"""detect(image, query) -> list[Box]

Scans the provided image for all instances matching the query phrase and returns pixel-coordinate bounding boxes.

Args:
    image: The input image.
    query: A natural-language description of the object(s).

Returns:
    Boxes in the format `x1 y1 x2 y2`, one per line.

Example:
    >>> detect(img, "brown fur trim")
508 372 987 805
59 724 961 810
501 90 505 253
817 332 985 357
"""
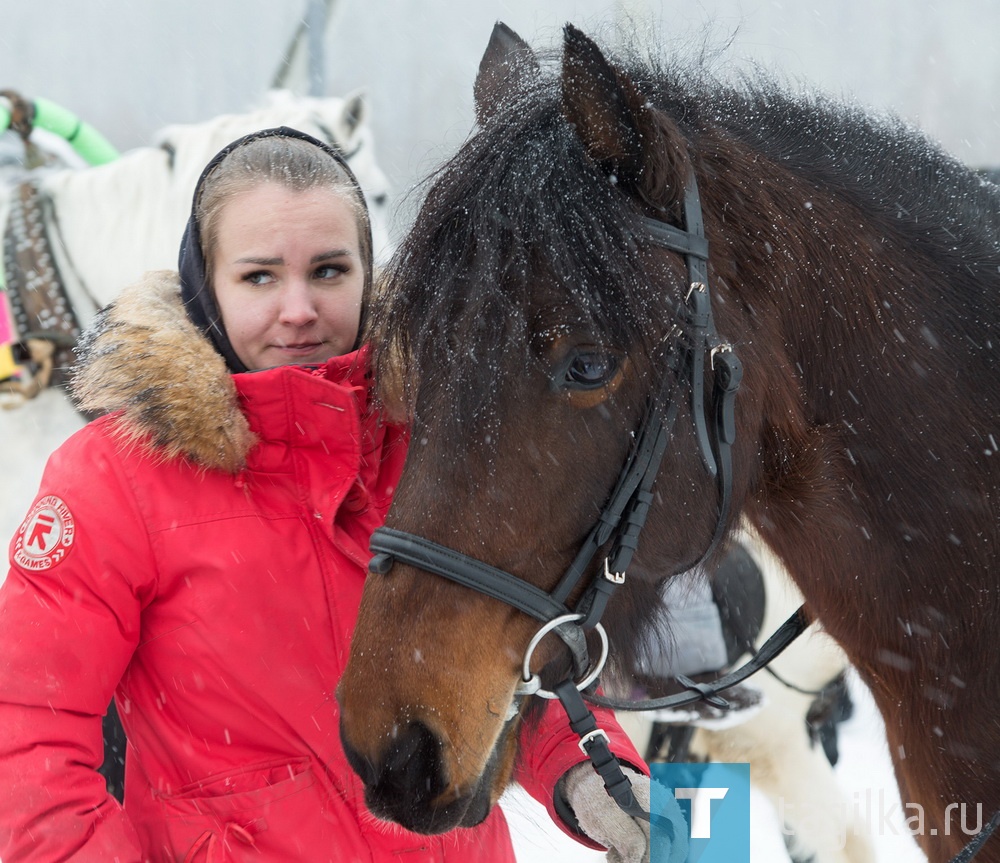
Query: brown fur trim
71 270 255 473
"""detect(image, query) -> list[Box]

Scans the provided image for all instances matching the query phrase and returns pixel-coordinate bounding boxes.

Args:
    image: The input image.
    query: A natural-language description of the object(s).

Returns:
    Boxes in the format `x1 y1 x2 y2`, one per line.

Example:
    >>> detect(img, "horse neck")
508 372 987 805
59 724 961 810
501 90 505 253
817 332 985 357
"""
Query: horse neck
40 146 184 320
710 150 1000 656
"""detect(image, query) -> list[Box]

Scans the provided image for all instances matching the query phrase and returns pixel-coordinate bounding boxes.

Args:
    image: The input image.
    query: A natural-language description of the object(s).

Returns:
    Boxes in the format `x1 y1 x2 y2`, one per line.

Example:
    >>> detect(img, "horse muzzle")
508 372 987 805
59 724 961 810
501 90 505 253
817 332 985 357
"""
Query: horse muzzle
338 714 504 833
337 557 534 833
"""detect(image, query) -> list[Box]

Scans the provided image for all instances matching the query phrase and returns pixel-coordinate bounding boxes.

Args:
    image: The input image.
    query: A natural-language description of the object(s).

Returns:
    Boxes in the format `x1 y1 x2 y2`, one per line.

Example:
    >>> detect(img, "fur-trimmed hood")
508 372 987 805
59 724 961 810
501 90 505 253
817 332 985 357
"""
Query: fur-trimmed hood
72 270 255 473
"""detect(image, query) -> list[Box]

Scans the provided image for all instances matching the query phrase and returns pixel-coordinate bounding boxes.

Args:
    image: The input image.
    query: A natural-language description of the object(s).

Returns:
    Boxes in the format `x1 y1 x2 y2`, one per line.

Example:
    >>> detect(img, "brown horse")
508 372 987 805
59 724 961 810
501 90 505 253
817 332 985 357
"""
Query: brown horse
339 23 1000 861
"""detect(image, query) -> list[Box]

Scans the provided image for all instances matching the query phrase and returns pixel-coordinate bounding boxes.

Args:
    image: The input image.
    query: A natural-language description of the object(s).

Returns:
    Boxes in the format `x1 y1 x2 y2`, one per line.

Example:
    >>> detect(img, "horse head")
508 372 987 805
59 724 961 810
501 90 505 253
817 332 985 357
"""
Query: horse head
338 23 760 833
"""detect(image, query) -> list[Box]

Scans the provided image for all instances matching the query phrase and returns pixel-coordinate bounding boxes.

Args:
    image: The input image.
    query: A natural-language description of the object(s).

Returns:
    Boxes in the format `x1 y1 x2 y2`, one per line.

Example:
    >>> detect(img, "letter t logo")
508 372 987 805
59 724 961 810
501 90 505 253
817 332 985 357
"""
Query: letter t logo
674 787 729 838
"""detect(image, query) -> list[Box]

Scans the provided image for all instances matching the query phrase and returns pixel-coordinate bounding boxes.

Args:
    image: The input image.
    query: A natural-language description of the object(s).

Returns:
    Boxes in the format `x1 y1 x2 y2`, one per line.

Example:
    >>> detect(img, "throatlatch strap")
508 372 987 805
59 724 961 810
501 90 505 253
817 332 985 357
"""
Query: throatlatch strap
700 345 742 562
683 287 717 478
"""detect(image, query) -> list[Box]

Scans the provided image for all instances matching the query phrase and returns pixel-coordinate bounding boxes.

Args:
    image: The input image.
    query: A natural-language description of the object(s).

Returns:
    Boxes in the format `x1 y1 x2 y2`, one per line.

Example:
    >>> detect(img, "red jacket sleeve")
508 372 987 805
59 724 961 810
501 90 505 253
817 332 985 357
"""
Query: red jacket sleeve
0 425 152 862
513 692 649 849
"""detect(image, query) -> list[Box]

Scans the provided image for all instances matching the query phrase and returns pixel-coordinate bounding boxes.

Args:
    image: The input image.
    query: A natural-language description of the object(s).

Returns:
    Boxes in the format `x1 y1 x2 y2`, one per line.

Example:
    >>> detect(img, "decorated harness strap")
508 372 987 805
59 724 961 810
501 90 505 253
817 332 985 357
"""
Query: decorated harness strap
2 180 80 396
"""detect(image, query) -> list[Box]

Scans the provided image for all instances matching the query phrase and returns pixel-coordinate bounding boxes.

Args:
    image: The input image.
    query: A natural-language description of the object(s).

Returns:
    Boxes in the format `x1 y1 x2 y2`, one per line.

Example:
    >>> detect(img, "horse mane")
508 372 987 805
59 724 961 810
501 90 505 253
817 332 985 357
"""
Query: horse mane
704 75 1000 261
371 72 671 450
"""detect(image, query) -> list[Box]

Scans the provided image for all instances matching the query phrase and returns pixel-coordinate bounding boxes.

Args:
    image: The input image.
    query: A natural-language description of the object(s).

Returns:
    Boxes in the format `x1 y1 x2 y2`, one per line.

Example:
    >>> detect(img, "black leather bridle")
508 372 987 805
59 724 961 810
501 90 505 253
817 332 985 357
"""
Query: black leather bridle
367 169 807 828
369 168 748 672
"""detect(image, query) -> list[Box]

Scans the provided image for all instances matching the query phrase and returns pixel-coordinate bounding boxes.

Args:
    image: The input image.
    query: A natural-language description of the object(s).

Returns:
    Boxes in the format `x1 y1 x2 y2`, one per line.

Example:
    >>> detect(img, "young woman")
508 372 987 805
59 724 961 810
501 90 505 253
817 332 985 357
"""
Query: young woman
0 128 660 862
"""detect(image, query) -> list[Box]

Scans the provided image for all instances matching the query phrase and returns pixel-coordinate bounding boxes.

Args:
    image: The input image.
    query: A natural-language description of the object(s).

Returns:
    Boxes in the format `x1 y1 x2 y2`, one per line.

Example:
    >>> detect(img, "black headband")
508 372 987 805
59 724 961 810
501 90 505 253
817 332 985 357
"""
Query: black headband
178 125 368 373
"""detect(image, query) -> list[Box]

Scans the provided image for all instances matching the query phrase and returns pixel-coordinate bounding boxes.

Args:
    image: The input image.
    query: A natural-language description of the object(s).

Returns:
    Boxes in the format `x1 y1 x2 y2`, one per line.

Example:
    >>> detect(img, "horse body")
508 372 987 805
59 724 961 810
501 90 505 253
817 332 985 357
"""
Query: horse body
715 102 1000 839
39 144 178 321
338 24 1000 861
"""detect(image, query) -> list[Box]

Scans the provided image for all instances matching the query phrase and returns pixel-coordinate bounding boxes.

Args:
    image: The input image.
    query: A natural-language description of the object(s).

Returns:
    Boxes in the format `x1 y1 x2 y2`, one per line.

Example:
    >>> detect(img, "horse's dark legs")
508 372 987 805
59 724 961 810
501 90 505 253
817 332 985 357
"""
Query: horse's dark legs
645 723 697 763
806 673 853 767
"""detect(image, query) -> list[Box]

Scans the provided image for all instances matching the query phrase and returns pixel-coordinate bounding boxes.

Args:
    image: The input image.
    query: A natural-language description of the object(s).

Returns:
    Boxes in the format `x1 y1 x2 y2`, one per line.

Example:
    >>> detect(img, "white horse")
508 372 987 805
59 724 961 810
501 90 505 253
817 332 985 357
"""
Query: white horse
616 528 874 863
3 88 392 331
0 89 393 546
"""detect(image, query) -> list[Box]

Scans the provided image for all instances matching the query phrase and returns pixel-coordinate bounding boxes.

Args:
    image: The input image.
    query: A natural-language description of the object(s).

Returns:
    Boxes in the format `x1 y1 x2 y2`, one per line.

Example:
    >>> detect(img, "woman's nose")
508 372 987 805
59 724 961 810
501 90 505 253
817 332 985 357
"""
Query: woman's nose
278 280 319 326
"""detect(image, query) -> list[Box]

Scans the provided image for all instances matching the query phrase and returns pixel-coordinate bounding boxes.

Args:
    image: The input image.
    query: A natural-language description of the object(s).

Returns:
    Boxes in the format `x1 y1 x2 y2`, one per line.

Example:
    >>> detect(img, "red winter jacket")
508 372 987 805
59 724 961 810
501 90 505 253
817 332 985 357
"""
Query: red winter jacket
0 273 644 862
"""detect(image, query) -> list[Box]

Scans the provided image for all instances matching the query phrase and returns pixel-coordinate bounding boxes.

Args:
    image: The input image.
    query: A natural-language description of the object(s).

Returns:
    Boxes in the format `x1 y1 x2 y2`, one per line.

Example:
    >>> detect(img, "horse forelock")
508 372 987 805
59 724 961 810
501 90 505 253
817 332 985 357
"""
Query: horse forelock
371 85 674 452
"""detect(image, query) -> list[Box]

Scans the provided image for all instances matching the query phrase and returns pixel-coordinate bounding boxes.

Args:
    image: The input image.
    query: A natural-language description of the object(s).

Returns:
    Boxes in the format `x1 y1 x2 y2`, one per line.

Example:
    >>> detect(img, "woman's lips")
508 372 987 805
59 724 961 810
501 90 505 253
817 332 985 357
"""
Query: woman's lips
279 342 323 351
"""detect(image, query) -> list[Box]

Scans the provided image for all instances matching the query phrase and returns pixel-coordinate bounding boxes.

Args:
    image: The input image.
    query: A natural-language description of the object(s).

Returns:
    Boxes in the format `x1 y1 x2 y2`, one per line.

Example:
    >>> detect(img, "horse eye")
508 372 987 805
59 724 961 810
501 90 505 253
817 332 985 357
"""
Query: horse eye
562 351 620 390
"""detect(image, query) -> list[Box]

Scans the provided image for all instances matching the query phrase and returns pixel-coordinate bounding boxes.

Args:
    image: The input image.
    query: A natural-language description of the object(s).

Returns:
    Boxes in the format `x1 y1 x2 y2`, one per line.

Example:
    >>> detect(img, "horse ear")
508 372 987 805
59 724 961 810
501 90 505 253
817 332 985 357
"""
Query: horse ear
474 22 540 126
339 90 368 139
561 24 686 206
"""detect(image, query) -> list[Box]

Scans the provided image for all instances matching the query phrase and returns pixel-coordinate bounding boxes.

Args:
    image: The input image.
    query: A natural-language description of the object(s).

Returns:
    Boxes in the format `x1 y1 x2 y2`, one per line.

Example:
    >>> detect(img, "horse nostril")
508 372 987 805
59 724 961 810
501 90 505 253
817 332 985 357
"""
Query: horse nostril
340 725 379 787
381 721 447 801
341 719 448 816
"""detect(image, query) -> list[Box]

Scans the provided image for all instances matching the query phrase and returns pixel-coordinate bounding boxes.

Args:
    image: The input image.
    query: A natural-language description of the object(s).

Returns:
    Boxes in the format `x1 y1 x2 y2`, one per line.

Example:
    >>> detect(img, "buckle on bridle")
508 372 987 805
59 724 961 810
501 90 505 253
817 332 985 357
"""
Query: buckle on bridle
710 342 733 369
685 280 707 301
577 727 611 755
603 559 626 585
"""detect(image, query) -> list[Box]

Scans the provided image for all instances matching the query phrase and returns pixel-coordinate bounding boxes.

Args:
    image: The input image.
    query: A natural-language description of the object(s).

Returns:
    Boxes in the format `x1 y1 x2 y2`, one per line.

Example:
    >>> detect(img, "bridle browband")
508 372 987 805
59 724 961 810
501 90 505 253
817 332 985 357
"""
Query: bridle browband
367 168 808 830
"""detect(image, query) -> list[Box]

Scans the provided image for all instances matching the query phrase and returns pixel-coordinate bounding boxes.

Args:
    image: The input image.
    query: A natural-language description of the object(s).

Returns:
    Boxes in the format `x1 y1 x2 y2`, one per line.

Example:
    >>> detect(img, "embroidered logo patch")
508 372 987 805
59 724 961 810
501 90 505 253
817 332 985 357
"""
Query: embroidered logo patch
14 495 76 571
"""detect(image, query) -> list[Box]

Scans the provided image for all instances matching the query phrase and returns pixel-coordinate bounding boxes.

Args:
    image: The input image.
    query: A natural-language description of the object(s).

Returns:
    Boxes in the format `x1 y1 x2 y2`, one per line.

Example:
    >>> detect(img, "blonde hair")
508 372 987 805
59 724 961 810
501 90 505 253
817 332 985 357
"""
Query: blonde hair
197 135 373 300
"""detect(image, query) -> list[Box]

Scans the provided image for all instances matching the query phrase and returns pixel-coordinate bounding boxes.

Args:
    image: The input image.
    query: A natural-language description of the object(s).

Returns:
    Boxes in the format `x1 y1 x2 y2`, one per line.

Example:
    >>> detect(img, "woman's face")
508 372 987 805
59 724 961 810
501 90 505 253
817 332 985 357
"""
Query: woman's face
211 182 365 371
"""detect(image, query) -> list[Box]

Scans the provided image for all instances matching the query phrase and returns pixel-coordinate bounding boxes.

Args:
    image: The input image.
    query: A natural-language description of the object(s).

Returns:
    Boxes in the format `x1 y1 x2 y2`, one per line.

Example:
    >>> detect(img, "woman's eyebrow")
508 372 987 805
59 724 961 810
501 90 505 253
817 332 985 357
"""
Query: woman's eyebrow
233 250 352 265
311 249 351 263
235 256 283 265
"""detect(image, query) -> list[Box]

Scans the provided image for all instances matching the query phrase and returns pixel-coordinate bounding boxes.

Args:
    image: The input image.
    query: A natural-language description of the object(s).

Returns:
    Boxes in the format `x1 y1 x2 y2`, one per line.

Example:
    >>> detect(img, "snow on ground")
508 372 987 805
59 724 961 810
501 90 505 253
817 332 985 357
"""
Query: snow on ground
504 671 926 862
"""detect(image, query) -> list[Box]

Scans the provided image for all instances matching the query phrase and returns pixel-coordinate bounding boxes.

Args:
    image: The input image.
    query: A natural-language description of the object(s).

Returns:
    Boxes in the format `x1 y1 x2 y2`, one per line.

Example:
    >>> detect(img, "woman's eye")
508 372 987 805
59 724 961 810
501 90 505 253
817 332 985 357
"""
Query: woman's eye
243 271 274 286
315 264 346 280
562 351 620 389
